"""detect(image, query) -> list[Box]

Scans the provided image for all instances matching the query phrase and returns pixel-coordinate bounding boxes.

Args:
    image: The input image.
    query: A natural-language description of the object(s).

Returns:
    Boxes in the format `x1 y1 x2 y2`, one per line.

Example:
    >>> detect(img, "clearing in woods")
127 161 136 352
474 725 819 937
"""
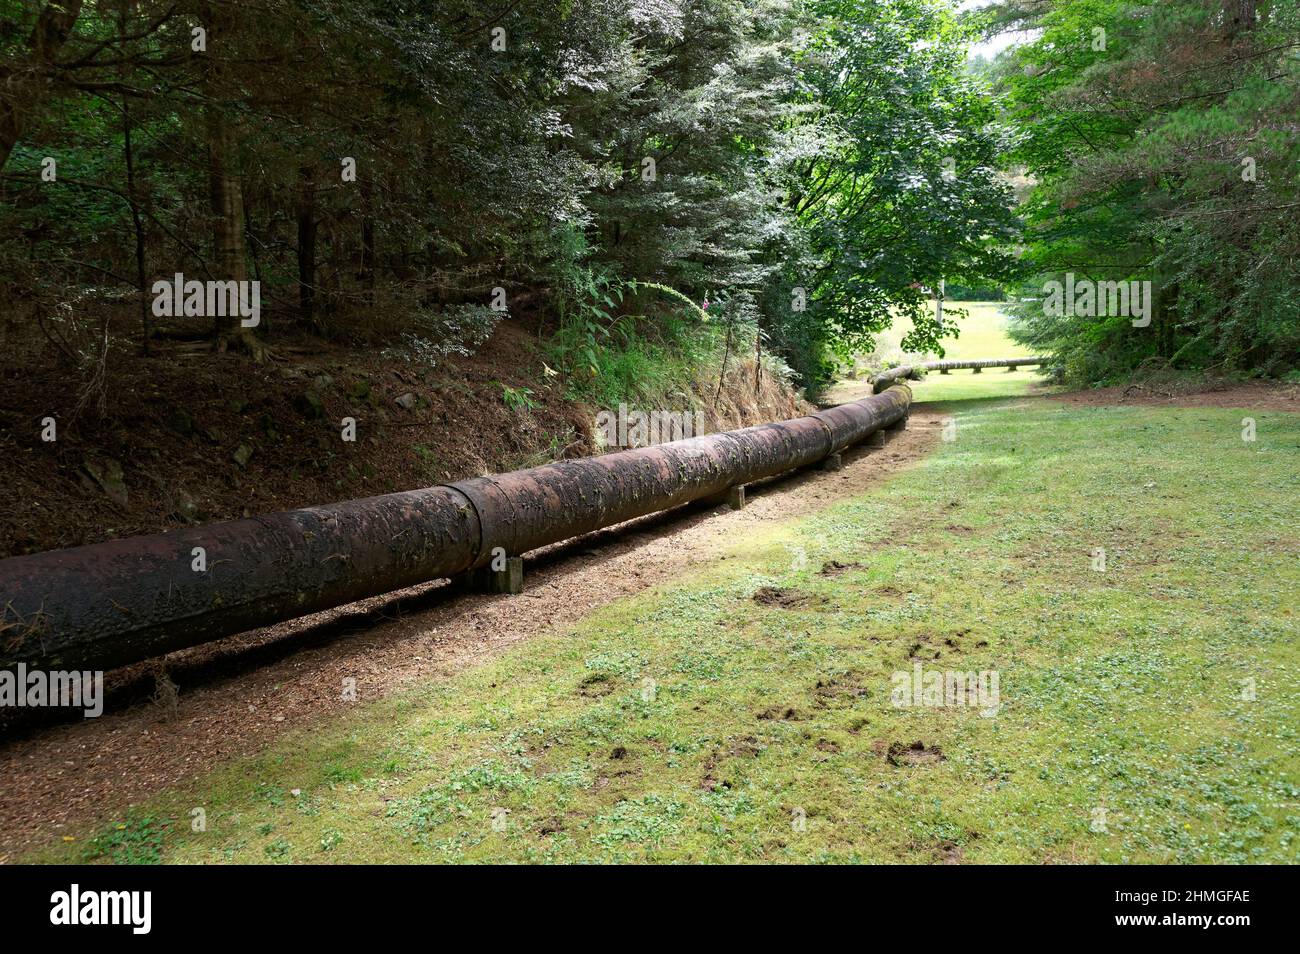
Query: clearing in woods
836 301 1044 404
25 311 1299 864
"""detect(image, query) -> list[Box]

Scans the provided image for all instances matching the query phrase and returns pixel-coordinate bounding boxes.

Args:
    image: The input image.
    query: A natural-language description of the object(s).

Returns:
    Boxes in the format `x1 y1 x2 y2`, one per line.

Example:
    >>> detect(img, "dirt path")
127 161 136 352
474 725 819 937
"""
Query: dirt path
831 376 1300 413
1050 380 1300 412
0 410 945 859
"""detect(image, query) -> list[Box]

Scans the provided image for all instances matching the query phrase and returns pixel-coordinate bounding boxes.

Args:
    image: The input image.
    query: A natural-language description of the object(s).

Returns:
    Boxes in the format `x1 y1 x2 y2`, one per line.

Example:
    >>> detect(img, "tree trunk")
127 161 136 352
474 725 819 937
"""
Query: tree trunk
0 1 85 171
205 110 248 343
297 164 317 327
360 178 375 303
199 3 260 356
1225 0 1257 38
118 1 149 354
360 217 375 297
1157 280 1179 360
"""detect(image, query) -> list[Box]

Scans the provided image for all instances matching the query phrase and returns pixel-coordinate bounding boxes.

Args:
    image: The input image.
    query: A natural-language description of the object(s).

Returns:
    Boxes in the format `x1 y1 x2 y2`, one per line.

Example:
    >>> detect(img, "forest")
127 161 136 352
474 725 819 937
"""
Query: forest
2 1 1294 404
2 0 1018 388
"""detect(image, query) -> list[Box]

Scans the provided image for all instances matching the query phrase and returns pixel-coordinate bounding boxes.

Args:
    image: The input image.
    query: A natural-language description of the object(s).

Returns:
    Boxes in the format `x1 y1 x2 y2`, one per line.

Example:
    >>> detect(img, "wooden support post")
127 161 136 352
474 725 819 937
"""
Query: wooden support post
971 366 982 374
821 451 843 472
939 368 949 374
462 556 524 595
866 430 887 448
496 557 525 595
706 484 746 509
886 415 907 433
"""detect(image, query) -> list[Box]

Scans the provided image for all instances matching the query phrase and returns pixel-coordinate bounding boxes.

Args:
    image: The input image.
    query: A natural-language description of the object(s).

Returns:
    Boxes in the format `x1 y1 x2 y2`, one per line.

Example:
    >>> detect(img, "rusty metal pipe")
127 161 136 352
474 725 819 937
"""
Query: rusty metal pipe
872 356 1048 392
0 385 911 672
0 488 483 672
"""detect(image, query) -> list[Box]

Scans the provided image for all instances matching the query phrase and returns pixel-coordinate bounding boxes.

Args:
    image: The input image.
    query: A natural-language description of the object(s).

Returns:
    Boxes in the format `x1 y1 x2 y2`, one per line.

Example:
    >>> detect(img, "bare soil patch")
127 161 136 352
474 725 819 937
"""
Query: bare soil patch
752 585 817 608
886 740 945 766
0 318 810 559
1051 380 1299 412
0 322 590 558
819 560 862 576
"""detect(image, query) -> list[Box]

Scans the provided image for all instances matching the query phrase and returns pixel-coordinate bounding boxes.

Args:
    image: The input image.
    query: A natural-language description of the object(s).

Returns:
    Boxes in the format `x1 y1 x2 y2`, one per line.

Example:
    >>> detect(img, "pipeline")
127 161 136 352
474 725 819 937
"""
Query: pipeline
0 385 913 673
871 356 1049 392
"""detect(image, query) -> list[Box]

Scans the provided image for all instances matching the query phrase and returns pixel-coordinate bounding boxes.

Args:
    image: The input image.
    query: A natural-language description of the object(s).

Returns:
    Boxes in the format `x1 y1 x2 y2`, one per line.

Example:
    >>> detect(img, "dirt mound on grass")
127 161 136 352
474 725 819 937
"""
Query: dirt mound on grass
752 585 814 608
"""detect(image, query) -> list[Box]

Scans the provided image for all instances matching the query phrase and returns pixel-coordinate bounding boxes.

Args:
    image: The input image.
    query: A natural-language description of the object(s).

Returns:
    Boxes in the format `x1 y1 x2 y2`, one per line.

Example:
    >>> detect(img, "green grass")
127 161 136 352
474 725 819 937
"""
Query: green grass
938 301 1036 360
34 391 1299 864
548 312 719 410
903 300 1044 402
909 366 1043 403
836 301 1047 403
872 301 1036 362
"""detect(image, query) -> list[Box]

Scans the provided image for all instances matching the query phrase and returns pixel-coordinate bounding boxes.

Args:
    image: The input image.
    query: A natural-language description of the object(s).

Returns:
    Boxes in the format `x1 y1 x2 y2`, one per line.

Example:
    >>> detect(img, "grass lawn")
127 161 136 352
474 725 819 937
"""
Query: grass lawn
867 301 1035 363
910 367 1044 403
856 300 1045 403
41 392 1299 864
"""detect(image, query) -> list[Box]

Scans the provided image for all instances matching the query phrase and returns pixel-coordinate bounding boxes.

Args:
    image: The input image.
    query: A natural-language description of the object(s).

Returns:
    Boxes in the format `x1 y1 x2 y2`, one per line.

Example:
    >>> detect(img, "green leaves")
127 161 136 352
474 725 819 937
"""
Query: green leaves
784 0 1021 377
6 0 1036 397
997 0 1300 382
